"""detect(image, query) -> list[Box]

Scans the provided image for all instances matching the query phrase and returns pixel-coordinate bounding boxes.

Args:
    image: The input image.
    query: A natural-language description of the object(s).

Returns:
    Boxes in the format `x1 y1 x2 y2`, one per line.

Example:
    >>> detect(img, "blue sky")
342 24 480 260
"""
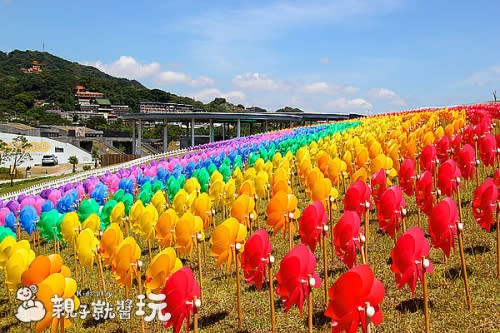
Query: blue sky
1 0 500 113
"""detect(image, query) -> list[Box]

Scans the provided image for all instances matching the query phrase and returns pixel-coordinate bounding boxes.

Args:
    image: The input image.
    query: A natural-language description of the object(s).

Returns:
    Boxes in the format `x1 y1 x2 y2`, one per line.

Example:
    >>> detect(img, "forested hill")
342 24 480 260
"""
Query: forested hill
0 50 205 118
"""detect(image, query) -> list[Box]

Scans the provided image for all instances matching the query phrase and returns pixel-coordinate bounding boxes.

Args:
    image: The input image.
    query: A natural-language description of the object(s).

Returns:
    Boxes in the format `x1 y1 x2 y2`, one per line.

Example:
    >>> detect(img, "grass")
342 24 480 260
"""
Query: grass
0 165 499 333
0 174 68 195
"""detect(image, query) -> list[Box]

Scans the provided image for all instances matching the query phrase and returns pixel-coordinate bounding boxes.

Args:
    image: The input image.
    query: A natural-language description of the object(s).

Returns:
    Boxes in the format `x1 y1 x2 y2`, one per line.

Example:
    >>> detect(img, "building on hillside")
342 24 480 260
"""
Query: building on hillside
73 85 129 121
21 60 42 74
39 125 103 138
74 85 105 104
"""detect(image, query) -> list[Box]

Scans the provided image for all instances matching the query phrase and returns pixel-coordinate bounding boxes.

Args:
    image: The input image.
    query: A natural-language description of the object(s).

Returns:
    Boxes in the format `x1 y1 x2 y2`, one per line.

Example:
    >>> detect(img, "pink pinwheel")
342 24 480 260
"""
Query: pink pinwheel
390 227 433 295
479 133 497 167
472 178 499 232
334 211 362 268
344 181 372 217
398 159 416 196
371 169 387 209
420 145 437 173
377 186 406 239
325 264 385 333
416 171 434 216
298 201 327 252
428 197 458 258
241 229 272 291
437 159 461 197
276 244 321 315
456 144 476 180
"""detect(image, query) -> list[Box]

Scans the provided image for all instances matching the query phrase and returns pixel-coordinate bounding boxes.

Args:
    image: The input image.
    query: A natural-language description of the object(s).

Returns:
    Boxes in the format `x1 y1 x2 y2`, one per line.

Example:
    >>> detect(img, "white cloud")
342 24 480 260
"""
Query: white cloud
192 88 246 104
233 72 289 91
464 66 500 87
84 56 214 87
327 97 373 113
320 56 330 64
343 85 360 94
86 56 161 79
368 87 406 106
300 82 341 95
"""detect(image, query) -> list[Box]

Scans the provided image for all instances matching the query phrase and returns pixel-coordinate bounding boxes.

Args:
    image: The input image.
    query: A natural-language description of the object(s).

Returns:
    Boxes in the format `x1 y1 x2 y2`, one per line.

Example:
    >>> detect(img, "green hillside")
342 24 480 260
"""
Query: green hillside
0 50 206 123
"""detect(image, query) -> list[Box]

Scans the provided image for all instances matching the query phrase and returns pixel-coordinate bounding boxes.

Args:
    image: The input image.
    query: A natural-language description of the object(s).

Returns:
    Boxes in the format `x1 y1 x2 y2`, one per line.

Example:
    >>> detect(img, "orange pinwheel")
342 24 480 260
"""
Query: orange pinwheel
21 253 69 285
266 191 300 236
231 194 256 228
145 247 182 293
210 217 247 272
99 223 124 265
156 208 178 248
112 236 141 291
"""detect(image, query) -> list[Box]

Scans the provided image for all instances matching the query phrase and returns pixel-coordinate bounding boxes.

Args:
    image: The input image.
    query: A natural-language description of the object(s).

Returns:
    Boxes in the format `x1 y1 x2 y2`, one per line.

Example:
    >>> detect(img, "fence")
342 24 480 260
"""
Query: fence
100 154 140 167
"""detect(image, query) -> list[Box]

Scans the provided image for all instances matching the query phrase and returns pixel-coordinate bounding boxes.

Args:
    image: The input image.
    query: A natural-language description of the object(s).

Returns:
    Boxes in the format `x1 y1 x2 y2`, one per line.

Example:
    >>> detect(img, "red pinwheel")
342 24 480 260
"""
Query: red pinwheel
494 169 500 187
161 267 201 333
428 198 458 258
416 171 434 216
241 229 272 291
420 145 437 173
437 159 461 196
334 211 362 268
479 133 497 167
436 135 451 164
324 264 385 333
472 178 499 232
298 201 327 252
370 169 387 209
344 181 372 216
399 159 416 196
390 227 433 295
456 144 476 180
276 244 321 315
377 186 406 239
451 134 462 155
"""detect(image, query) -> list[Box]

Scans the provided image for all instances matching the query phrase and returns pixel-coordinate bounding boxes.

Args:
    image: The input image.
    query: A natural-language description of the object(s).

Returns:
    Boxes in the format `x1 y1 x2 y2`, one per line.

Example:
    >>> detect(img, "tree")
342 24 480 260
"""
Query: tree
0 139 7 165
91 146 100 168
3 136 32 186
68 155 78 173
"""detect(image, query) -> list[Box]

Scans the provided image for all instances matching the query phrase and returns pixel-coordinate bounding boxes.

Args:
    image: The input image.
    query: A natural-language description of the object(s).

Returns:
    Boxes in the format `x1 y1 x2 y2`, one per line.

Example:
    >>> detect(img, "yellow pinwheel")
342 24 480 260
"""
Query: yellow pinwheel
110 201 126 225
173 189 196 216
61 212 80 246
210 217 247 272
151 190 167 215
255 170 269 200
145 247 182 293
192 192 213 229
156 208 178 248
139 204 159 240
82 213 100 234
77 228 99 269
231 194 256 228
184 177 201 194
129 199 145 233
5 240 35 291
175 212 203 258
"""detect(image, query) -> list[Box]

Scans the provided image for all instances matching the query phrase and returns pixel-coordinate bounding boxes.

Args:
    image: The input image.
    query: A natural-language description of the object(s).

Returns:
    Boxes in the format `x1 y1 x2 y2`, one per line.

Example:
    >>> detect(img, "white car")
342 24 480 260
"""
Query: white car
41 154 58 166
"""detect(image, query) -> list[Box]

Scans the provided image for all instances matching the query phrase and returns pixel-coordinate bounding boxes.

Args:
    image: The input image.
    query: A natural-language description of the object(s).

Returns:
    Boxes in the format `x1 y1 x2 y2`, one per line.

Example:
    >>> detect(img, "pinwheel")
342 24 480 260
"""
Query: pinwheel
334 211 363 268
436 135 451 163
241 229 272 291
129 199 145 234
324 264 385 333
255 170 270 200
112 236 141 296
390 227 433 294
298 201 327 252
437 159 462 197
5 240 35 291
266 191 299 249
77 199 100 222
173 189 196 216
161 267 201 333
371 169 387 209
231 194 256 229
99 223 123 265
21 253 71 286
429 197 472 309
479 133 497 167
472 178 498 232
19 205 38 235
81 213 100 234
151 189 167 215
276 243 320 328
175 212 203 259
416 171 435 216
399 159 416 196
77 227 99 272
210 217 247 272
110 201 126 225
420 144 437 173
344 181 371 260
38 209 63 250
209 176 224 212
377 186 407 239
156 208 178 248
145 247 182 293
140 204 159 258
0 208 16 234
456 144 476 181
30 271 79 333
473 176 500 277
192 192 213 229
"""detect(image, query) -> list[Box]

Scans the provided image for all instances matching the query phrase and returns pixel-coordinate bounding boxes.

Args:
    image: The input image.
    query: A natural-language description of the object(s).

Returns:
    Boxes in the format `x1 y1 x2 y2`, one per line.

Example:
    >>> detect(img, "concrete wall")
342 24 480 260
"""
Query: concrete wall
0 132 92 167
